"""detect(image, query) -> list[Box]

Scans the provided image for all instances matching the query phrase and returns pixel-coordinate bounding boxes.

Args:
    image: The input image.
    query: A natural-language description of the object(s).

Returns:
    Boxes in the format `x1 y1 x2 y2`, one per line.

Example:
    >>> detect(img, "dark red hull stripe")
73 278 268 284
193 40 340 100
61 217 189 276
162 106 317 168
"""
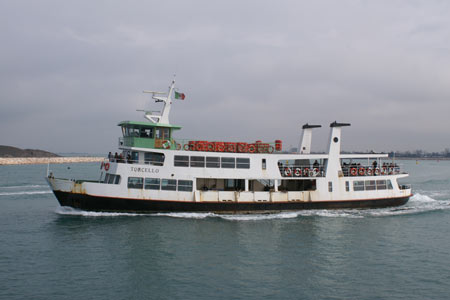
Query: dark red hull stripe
53 191 410 213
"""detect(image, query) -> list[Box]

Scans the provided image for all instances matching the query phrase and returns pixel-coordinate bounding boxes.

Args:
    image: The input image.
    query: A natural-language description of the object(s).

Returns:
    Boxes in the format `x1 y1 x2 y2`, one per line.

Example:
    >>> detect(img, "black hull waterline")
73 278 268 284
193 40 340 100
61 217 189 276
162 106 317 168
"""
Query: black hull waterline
53 191 411 213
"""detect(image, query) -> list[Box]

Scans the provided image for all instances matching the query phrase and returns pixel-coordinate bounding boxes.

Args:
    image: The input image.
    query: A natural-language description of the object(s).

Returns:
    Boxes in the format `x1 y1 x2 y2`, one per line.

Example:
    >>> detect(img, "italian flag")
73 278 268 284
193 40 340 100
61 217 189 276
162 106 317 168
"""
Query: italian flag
174 91 185 100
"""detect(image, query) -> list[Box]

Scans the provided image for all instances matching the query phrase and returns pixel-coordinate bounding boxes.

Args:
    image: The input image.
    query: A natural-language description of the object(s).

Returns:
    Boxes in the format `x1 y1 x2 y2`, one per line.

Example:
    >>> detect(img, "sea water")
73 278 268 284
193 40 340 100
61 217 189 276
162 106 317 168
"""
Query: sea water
0 161 449 300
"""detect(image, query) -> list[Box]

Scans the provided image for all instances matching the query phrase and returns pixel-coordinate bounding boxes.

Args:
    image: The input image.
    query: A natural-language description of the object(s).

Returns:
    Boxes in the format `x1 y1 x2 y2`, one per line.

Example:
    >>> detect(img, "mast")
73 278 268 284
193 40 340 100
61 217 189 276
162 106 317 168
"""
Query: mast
142 80 176 124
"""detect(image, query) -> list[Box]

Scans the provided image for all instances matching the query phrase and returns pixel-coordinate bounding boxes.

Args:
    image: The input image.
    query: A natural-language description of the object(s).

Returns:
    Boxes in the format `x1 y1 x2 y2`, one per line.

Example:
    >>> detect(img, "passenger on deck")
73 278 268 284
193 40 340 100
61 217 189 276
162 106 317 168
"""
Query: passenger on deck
313 160 319 168
108 152 113 162
114 152 119 162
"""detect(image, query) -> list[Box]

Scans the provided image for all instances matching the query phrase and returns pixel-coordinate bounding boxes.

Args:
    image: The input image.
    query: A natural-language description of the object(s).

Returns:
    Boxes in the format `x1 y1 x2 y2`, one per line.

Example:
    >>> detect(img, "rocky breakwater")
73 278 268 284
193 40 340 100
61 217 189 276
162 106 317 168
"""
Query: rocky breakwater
0 145 104 165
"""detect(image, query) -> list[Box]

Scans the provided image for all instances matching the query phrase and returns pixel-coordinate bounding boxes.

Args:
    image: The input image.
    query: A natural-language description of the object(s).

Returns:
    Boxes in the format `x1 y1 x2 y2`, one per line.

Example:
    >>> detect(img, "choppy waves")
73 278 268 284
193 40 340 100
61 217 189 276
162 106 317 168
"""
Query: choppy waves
53 193 450 220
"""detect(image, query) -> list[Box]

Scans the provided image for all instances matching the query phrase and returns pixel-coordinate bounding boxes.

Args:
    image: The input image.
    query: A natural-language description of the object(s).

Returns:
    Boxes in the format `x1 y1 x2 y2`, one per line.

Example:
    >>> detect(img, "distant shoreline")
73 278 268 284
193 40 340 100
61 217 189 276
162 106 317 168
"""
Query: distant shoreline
0 157 104 165
395 157 450 161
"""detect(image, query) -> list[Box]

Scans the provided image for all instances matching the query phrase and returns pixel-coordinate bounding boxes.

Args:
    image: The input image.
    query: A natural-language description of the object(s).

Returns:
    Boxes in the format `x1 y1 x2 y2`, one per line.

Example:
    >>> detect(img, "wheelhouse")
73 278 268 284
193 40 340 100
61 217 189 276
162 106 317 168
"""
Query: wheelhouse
118 121 182 150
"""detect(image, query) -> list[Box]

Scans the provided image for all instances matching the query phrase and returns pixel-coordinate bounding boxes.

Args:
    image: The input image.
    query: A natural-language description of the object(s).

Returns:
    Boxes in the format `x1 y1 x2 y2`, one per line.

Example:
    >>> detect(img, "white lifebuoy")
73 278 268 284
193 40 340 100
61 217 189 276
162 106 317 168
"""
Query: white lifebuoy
284 167 292 177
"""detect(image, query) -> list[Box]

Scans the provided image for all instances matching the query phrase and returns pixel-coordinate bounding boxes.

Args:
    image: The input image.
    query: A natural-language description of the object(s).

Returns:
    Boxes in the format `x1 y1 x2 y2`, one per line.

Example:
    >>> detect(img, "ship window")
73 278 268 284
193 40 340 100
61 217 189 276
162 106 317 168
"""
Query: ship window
140 128 154 138
161 179 177 191
262 158 266 170
128 177 143 189
224 179 245 191
221 157 235 168
376 180 387 190
206 157 220 168
131 151 139 163
156 127 170 139
108 174 115 184
236 158 250 169
174 155 189 167
278 179 316 191
387 180 393 190
125 127 140 137
328 181 333 192
190 156 205 167
353 181 365 191
144 152 165 166
114 175 121 184
345 181 350 192
104 173 110 183
365 180 376 191
144 178 160 190
178 180 193 192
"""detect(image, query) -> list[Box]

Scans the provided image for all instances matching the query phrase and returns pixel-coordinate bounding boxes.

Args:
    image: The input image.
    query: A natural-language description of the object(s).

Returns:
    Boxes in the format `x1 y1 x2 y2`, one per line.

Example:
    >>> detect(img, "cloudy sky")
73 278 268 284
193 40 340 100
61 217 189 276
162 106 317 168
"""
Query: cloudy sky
1 0 450 154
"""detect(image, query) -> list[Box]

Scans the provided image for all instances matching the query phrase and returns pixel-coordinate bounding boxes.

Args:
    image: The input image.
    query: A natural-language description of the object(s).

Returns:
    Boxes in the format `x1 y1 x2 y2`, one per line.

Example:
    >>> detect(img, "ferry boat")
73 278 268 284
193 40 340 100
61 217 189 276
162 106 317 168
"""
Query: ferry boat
47 80 412 213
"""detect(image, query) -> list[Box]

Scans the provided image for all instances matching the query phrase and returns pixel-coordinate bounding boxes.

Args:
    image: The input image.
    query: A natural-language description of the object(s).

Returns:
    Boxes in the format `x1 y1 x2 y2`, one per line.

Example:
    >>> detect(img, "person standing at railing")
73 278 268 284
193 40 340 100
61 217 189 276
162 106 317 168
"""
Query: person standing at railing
108 152 113 162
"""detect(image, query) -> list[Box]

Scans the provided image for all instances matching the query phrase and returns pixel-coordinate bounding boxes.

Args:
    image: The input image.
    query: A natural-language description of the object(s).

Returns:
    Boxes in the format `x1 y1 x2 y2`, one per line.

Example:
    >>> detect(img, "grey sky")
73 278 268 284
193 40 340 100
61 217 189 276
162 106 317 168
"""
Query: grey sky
1 0 450 154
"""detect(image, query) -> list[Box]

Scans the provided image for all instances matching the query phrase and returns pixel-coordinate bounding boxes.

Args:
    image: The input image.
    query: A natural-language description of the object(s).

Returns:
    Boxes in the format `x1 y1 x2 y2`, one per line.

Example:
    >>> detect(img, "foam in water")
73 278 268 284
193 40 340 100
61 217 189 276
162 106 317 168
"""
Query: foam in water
0 190 52 196
55 206 145 217
0 184 47 189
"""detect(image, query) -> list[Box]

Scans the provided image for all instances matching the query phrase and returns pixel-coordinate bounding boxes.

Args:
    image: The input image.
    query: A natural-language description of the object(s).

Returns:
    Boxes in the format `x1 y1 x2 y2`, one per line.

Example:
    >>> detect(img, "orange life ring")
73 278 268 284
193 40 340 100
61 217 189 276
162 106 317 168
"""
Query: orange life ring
294 168 302 177
284 167 292 177
217 144 225 152
350 168 357 176
207 143 215 152
162 140 171 149
358 167 365 176
195 143 203 151
104 163 110 171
